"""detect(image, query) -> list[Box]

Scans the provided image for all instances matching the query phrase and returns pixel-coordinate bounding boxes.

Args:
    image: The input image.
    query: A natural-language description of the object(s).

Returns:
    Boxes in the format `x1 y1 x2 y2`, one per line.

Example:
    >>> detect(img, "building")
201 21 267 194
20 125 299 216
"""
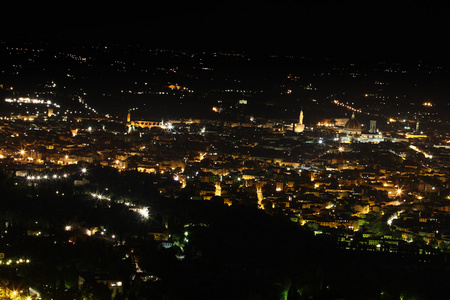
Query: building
340 113 384 143
126 109 161 131
294 109 305 133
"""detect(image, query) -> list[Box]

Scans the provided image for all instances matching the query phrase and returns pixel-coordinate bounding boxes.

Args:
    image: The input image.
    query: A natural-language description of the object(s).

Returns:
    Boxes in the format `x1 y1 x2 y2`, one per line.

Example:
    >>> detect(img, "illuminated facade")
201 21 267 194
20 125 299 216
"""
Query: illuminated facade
126 109 161 130
340 113 384 143
294 109 305 133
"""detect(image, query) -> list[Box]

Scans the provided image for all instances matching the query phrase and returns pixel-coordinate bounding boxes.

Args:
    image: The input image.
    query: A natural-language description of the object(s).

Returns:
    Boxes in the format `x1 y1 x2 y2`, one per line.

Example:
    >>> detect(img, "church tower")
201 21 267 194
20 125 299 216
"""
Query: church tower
126 109 131 124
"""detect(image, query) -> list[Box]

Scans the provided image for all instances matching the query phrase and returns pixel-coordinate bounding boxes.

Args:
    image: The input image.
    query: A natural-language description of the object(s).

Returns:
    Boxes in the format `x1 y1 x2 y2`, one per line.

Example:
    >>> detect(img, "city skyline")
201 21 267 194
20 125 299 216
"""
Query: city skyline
0 4 450 299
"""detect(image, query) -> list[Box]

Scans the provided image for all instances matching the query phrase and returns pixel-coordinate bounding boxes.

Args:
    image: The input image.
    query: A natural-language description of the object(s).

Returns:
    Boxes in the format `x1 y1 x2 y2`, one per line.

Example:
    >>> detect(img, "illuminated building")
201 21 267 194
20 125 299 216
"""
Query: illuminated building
369 120 377 134
344 112 361 136
340 113 384 143
294 109 305 133
126 109 161 131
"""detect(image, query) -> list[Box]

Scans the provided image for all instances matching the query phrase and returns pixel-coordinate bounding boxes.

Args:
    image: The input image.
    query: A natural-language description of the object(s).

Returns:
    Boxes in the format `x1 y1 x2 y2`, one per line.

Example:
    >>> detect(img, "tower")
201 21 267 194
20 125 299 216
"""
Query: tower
294 108 305 133
126 109 131 123
256 182 264 209
369 120 377 133
215 182 221 197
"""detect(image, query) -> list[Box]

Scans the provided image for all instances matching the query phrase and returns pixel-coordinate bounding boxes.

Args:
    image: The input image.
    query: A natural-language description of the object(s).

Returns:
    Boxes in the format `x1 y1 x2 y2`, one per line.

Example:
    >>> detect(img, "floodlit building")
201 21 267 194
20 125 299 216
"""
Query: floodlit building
126 109 161 131
294 109 305 133
340 113 384 143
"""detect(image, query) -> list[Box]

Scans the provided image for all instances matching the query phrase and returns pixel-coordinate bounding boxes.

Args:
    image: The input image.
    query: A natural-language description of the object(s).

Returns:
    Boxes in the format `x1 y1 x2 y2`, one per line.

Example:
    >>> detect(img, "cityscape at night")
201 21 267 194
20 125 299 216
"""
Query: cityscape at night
1 1 450 300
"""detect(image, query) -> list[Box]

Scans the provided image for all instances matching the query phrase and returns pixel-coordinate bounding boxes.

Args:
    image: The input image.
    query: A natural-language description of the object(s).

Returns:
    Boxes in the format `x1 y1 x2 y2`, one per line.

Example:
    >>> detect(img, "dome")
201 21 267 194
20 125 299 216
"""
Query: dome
344 113 361 133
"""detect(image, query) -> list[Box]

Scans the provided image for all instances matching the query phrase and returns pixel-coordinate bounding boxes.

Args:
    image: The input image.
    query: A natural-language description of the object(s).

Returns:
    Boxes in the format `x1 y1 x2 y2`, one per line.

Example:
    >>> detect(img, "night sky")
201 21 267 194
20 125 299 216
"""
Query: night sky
1 0 449 62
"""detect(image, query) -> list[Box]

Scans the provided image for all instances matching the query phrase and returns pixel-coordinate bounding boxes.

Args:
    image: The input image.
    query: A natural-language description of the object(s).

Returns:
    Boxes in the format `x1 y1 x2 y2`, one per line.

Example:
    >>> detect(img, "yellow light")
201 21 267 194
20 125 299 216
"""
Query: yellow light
397 189 402 195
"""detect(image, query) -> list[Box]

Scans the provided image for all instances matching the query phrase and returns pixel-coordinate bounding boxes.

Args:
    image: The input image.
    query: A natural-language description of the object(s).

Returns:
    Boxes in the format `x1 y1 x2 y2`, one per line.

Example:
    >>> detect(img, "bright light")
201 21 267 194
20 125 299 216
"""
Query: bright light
137 207 149 219
387 214 398 226
81 168 87 173
338 147 344 152
20 150 25 155
397 189 402 195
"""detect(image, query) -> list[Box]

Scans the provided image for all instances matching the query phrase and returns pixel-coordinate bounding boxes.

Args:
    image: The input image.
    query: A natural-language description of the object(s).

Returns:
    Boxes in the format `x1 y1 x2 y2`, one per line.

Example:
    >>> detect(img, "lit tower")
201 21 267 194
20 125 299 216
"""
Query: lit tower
126 109 134 133
294 108 305 133
256 182 264 209
369 120 377 133
215 182 222 197
126 109 131 123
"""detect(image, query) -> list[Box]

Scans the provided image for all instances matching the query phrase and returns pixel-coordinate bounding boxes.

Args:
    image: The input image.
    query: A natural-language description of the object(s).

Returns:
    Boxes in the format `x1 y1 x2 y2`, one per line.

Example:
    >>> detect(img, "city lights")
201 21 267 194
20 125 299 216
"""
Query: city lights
1 38 450 300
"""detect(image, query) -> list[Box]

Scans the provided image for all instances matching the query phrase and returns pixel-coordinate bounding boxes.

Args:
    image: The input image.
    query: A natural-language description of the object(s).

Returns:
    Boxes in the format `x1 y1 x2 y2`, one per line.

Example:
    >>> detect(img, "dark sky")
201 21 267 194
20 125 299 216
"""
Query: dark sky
1 1 449 62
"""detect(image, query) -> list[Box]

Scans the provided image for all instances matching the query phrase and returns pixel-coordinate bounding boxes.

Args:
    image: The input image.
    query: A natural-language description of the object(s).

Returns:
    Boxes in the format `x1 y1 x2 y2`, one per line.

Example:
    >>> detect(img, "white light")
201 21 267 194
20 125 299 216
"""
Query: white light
137 207 149 219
